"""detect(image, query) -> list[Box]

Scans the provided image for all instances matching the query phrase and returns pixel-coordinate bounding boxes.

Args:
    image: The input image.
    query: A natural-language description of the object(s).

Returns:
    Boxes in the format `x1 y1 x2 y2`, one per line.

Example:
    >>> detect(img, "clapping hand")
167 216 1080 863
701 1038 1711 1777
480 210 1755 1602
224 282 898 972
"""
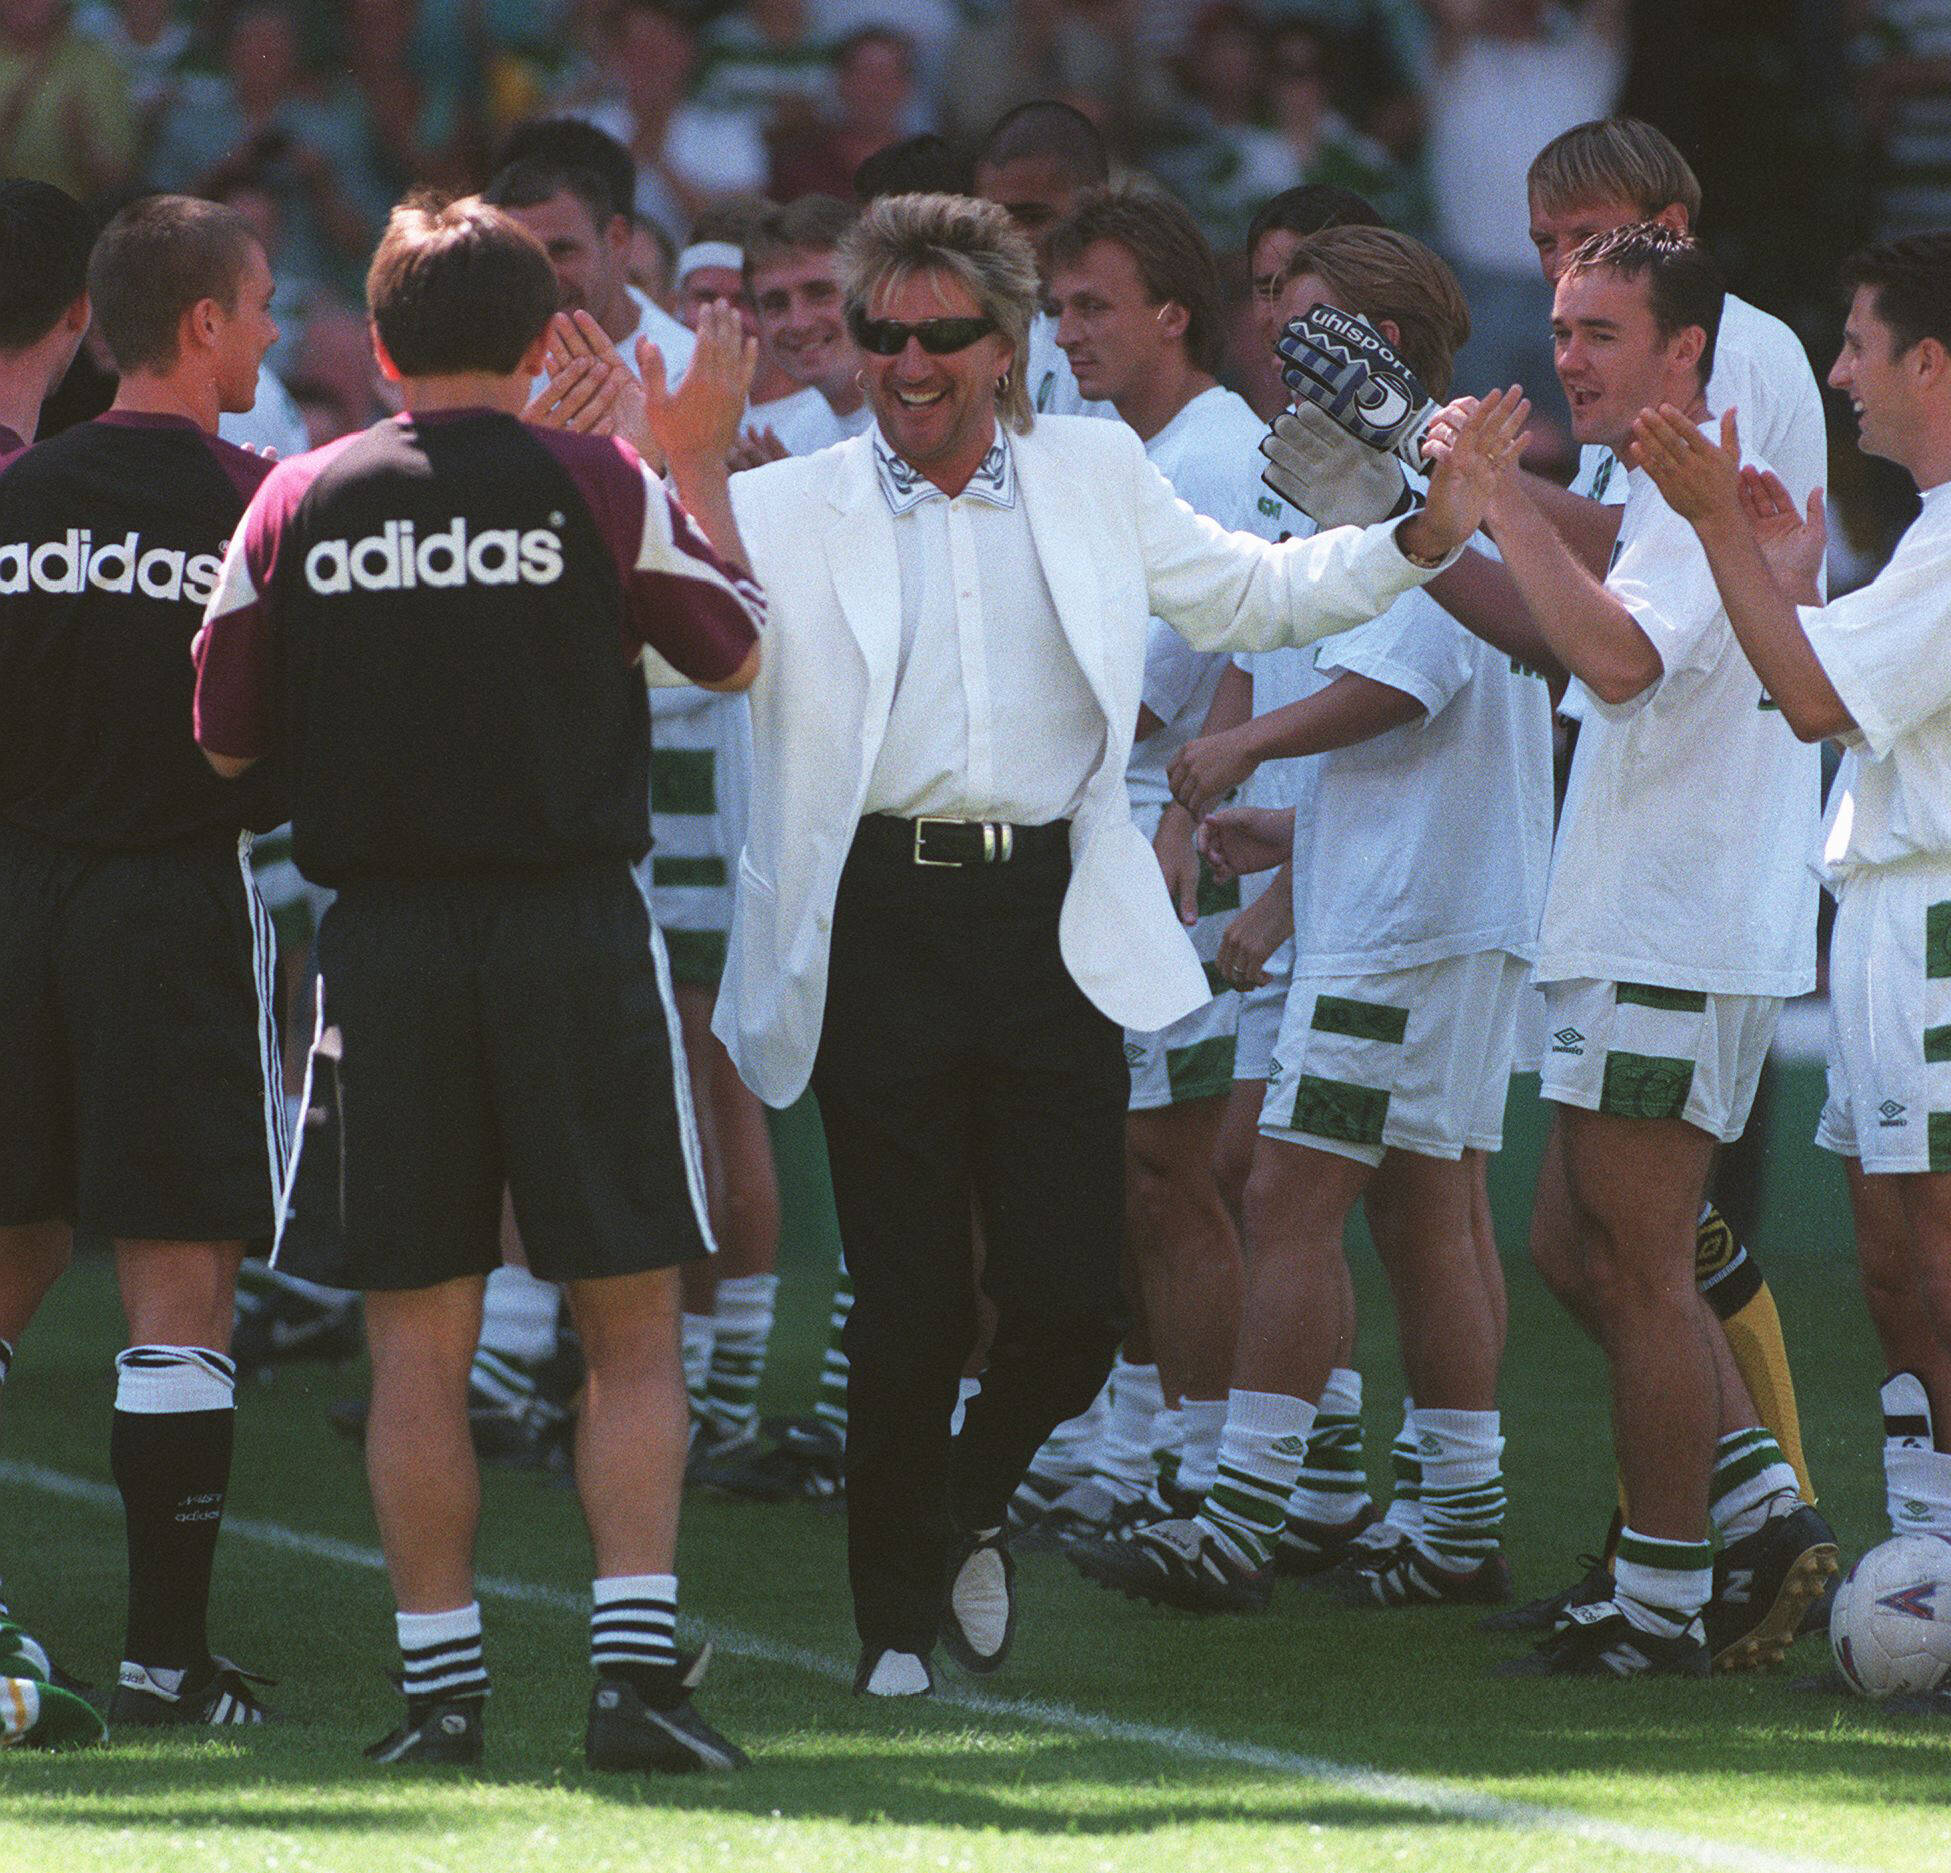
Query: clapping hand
1628 404 1743 525
523 310 637 436
1403 386 1530 561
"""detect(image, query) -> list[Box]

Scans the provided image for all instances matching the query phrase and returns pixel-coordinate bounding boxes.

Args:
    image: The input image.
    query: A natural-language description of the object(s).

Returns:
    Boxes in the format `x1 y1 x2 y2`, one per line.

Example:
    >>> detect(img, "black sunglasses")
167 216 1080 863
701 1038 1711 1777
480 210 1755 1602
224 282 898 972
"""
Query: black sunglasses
848 310 997 356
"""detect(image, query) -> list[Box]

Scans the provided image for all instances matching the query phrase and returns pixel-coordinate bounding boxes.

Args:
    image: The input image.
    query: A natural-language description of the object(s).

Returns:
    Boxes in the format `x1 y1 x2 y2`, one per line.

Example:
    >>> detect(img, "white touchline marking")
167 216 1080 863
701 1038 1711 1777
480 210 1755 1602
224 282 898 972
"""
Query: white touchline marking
0 1457 1892 1873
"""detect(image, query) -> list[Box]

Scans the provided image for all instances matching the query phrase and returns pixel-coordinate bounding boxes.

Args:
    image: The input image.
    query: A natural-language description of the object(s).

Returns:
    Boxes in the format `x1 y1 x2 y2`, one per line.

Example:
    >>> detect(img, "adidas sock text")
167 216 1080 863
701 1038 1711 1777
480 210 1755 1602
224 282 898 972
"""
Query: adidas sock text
111 1346 236 1674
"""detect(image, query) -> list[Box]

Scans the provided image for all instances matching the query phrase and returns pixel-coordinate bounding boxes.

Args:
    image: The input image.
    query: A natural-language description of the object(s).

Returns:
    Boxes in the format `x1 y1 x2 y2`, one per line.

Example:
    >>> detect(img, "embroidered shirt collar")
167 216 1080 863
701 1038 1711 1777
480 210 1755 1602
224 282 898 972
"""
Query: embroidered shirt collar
872 426 1016 515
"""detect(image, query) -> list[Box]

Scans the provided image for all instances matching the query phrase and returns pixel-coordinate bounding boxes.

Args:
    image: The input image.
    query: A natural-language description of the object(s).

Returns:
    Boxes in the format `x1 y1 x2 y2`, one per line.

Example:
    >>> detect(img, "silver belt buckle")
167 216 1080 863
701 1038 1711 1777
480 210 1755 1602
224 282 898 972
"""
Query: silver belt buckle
914 816 961 866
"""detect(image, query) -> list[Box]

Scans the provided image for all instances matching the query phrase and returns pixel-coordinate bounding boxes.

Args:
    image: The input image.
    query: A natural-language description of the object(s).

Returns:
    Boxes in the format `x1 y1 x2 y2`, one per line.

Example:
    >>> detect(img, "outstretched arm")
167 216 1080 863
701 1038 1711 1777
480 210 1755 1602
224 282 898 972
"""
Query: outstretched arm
1168 671 1423 818
1628 404 1850 741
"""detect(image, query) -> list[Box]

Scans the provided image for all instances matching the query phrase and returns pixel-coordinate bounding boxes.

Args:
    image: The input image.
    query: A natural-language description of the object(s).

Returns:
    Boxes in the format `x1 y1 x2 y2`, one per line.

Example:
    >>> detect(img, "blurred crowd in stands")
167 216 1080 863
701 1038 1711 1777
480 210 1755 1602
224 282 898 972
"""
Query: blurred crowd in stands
2 1 1942 550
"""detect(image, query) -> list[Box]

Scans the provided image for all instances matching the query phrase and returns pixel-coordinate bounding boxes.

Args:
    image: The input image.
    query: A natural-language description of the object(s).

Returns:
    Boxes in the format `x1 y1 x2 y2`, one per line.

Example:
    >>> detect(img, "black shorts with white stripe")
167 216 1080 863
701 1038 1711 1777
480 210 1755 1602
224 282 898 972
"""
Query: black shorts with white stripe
0 822 285 1241
276 860 712 1291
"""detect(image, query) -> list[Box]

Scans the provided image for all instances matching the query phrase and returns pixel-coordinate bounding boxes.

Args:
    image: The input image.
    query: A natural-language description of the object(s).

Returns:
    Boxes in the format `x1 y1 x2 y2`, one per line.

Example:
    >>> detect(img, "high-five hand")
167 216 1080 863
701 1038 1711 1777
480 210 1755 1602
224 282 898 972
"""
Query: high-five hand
1397 386 1529 562
641 301 755 471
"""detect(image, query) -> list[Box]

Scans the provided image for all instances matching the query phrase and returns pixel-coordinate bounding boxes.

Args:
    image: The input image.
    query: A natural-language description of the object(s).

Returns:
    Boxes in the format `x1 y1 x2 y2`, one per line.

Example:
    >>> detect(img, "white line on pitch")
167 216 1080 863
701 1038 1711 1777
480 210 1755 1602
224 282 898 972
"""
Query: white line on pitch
0 1457 1893 1873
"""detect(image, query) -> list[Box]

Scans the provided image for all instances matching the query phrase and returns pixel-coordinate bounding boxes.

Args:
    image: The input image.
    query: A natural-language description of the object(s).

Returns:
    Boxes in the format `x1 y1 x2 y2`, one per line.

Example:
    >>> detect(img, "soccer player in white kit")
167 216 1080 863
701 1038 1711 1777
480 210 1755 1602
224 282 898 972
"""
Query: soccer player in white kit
1431 117 1831 1644
1073 228 1551 1615
1032 184 1287 1537
1479 224 1833 1679
1630 231 1951 1567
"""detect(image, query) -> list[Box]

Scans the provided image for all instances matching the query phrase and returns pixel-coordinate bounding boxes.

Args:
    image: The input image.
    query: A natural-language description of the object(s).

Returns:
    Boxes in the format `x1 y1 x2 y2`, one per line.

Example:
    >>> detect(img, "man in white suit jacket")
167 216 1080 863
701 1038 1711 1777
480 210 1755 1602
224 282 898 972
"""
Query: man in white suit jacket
712 192 1525 1697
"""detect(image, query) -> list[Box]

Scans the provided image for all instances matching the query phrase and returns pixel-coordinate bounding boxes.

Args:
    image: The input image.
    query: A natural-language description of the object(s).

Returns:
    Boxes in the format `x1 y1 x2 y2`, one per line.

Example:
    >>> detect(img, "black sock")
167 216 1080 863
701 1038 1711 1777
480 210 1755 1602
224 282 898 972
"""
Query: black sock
109 1346 237 1674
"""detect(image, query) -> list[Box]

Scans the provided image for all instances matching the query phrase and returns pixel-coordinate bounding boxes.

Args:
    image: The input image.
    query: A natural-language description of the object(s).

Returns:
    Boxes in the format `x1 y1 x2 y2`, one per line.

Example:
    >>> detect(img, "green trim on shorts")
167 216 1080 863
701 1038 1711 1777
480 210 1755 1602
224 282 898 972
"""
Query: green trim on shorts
1311 995 1409 1044
1196 860 1241 918
1599 1050 1695 1121
652 855 728 888
1931 1112 1951 1174
661 928 727 987
1926 1024 1951 1065
1204 961 1230 997
650 747 717 816
1616 982 1708 1013
1928 902 1951 980
1290 1073 1390 1147
1166 1034 1236 1103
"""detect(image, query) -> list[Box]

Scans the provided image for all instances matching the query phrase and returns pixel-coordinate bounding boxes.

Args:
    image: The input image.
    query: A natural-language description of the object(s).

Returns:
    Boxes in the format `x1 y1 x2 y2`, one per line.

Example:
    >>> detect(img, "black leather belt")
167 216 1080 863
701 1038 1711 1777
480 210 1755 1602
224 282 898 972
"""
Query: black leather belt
859 814 1069 868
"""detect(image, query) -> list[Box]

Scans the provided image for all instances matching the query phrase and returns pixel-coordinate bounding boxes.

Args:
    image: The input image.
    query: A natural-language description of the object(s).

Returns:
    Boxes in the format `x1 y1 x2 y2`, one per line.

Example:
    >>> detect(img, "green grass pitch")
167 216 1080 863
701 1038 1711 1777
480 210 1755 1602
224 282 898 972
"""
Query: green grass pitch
3 1069 1949 1873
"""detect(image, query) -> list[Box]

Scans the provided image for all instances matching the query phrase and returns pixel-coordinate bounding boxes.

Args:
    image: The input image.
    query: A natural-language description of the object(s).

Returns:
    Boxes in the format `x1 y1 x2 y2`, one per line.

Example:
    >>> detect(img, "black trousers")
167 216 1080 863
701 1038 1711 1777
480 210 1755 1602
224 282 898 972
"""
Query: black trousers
810 819 1130 1654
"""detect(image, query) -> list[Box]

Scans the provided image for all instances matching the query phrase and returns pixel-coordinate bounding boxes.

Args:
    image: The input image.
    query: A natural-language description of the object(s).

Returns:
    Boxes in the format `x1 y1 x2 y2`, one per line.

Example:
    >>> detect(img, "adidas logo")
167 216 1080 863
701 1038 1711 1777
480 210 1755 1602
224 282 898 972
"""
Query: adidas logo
1551 1027 1584 1054
1879 1099 1908 1127
303 516 565 594
0 529 222 603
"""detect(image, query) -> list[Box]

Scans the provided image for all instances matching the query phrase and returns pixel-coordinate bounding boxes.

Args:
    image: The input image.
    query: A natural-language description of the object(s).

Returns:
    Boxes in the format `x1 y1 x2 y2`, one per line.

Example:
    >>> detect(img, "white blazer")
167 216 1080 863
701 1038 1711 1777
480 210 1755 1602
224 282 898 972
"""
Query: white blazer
713 415 1452 1109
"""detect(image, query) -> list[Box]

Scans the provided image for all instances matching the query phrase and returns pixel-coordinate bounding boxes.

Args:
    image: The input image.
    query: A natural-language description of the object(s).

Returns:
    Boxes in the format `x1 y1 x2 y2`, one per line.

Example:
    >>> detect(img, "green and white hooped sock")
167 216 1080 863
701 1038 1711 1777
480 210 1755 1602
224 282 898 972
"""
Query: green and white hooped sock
1708 1426 1800 1542
1612 1526 1712 1640
1380 1396 1424 1538
702 1274 777 1437
1413 1406 1506 1569
1197 1388 1316 1570
814 1264 852 1441
680 1313 715 1421
1287 1365 1371 1526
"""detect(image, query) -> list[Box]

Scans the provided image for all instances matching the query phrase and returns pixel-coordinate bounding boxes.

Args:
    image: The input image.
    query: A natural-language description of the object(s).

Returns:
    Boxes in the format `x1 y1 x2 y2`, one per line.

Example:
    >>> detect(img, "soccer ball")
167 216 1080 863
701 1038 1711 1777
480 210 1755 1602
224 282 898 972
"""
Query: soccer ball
1829 1533 1951 1697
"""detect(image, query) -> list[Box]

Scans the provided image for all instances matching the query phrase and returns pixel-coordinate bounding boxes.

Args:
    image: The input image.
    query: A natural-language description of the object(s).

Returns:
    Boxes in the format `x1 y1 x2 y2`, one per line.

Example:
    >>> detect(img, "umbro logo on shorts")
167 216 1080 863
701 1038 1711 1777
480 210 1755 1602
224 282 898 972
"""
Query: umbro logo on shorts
1551 1028 1585 1055
1879 1099 1908 1127
1123 1042 1147 1067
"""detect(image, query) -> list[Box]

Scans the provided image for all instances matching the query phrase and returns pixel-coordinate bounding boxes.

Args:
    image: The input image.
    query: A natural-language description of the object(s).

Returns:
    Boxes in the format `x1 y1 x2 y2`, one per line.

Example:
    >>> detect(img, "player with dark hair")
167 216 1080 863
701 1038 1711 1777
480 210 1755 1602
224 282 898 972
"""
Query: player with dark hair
1461 223 1833 1677
0 180 94 462
193 193 762 1770
854 133 967 203
1631 232 1951 1578
0 193 283 1730
972 101 1115 418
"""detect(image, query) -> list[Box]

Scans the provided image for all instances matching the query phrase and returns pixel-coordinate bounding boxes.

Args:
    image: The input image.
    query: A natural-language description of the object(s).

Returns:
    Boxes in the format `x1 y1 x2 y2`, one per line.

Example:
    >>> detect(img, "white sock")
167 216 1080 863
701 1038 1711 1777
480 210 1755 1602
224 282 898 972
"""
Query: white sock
1381 1395 1423 1537
1882 1372 1951 1535
591 1572 677 1675
477 1267 560 1364
1177 1397 1229 1499
396 1602 489 1705
1037 1382 1110 1467
1613 1527 1712 1639
1097 1359 1161 1494
680 1313 715 1404
1197 1388 1314 1569
1288 1365 1371 1526
949 1374 981 1436
702 1273 777 1433
1414 1406 1505 1568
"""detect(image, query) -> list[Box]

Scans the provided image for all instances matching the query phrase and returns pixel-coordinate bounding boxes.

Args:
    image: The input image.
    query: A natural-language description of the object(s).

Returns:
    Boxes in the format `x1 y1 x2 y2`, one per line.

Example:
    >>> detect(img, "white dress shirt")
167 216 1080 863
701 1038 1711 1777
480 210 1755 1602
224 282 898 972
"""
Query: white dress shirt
861 427 1105 824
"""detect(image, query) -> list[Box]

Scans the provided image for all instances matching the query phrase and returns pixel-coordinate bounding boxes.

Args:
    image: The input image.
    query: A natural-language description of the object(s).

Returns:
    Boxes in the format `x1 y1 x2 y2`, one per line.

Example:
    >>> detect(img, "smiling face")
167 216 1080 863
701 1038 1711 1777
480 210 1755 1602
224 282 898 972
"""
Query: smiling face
751 245 854 398
1830 285 1917 469
1050 238 1177 413
1551 263 1701 450
859 267 1012 487
500 190 632 339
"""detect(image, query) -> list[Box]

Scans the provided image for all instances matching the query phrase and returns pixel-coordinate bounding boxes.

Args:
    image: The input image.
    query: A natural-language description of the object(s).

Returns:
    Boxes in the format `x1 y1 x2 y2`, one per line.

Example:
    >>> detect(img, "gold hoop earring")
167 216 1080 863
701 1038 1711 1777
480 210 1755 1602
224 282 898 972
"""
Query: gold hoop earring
854 369 866 393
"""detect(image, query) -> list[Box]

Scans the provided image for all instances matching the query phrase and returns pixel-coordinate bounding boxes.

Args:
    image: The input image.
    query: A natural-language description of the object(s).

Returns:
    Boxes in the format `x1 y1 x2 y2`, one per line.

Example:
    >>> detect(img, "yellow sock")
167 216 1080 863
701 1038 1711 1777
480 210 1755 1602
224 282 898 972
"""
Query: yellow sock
1695 1204 1814 1502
